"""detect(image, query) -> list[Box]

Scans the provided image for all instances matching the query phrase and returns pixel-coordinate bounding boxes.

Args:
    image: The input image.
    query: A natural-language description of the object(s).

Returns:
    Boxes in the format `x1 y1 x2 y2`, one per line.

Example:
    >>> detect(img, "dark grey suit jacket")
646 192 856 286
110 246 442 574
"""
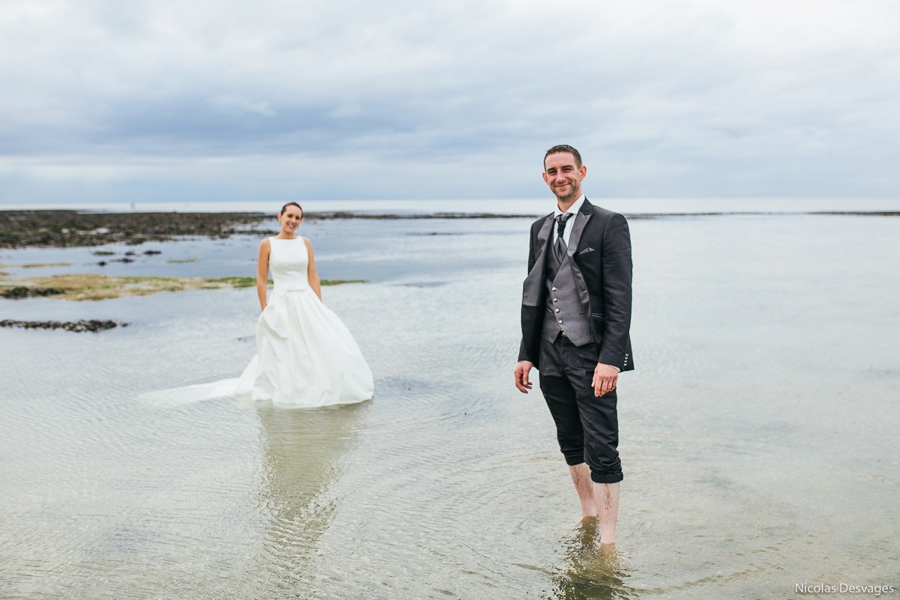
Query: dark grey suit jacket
518 198 634 372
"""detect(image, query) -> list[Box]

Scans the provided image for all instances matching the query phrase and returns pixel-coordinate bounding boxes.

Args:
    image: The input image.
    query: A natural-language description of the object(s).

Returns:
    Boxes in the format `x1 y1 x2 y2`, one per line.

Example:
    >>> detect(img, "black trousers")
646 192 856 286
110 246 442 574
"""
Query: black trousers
539 334 623 484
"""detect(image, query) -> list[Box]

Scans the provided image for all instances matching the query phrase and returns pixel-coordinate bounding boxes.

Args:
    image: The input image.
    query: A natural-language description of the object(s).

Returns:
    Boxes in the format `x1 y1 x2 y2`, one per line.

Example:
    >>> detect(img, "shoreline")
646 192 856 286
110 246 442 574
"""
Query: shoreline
2 209 898 249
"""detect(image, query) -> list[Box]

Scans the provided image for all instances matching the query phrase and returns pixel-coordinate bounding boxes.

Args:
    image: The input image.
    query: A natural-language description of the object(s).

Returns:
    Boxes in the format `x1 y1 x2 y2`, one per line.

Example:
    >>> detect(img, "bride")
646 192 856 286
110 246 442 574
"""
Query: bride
235 202 374 408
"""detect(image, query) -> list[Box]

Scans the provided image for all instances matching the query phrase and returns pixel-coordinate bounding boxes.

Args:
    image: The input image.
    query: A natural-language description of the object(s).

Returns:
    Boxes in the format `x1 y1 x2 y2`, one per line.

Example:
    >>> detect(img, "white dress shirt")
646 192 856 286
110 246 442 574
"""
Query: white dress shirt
552 195 585 246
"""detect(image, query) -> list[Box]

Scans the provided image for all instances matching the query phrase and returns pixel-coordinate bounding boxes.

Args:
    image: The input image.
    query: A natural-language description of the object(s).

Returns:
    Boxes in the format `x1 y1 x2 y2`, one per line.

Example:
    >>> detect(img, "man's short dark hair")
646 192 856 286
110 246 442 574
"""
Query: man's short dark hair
544 144 582 169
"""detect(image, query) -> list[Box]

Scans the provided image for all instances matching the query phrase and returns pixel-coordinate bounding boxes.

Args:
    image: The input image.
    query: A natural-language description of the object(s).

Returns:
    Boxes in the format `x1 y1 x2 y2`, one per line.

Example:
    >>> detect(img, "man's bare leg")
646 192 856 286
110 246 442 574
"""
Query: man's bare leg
594 482 620 545
569 463 598 518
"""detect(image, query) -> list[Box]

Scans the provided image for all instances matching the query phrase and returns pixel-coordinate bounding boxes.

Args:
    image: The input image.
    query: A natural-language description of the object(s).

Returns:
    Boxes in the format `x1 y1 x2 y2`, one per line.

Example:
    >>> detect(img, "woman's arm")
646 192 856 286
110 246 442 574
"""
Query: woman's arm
256 238 271 311
305 238 322 301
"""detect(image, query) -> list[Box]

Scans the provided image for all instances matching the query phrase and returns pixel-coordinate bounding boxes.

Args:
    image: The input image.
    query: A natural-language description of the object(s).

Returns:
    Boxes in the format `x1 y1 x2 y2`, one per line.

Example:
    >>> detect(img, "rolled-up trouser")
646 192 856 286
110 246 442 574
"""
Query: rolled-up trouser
539 334 623 484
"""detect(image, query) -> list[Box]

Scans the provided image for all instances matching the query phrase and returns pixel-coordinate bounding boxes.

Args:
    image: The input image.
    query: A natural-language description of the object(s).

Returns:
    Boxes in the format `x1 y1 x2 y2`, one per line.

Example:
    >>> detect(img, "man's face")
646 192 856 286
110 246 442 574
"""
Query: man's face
542 152 586 203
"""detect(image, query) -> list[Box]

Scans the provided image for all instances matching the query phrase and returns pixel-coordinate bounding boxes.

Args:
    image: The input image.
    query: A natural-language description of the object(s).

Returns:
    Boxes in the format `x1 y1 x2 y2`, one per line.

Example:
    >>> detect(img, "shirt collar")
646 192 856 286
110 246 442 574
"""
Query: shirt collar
553 195 585 218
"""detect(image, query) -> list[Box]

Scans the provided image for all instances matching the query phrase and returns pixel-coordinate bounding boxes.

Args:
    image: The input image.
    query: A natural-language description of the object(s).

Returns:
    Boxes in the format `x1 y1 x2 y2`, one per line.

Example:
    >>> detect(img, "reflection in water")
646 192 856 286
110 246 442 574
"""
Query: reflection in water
254 403 366 587
550 521 636 600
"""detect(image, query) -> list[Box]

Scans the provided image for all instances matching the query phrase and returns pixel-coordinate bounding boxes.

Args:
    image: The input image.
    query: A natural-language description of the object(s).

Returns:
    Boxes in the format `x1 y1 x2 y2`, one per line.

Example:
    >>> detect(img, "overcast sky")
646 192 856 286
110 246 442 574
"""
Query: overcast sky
1 0 899 203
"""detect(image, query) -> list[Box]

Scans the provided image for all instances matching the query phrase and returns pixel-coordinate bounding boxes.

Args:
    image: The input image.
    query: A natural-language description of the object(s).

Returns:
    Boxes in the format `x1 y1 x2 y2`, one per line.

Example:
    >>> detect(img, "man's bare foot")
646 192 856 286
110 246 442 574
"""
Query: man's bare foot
595 482 619 545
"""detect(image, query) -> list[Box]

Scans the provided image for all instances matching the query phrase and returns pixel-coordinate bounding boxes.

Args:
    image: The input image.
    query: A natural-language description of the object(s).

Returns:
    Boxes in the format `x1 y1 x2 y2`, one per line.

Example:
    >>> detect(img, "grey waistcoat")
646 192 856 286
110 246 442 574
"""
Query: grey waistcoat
522 209 595 348
541 243 593 344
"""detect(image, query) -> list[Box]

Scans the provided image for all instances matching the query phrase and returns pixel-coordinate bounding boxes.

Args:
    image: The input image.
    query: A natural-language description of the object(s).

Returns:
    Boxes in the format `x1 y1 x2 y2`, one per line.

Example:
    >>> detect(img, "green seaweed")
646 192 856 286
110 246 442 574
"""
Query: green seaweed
321 279 367 286
206 276 259 289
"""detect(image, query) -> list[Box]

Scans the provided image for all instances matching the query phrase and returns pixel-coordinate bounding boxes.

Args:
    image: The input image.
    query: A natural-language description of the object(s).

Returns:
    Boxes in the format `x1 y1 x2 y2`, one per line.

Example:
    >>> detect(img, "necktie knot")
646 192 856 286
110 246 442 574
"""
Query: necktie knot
556 213 572 240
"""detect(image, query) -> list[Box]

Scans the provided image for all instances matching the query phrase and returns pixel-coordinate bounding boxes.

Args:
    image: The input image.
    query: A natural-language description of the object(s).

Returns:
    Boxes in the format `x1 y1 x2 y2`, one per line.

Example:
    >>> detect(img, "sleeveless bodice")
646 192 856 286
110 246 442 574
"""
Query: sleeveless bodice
269 237 311 293
237 234 373 408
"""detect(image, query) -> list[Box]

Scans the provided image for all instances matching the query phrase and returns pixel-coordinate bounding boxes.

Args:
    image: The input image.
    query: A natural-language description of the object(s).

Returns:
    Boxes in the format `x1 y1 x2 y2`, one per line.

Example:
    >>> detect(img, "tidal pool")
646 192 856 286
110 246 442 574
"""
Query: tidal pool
1 213 898 599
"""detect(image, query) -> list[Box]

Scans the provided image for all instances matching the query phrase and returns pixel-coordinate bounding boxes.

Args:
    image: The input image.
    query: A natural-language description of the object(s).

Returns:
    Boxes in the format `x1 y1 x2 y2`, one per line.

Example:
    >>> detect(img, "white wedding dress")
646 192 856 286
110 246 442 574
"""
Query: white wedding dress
234 236 374 408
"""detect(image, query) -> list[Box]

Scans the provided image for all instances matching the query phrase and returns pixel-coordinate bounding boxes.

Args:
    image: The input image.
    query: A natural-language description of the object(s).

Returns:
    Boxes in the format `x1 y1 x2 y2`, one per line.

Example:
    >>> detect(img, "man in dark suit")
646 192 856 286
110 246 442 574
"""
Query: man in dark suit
514 145 633 545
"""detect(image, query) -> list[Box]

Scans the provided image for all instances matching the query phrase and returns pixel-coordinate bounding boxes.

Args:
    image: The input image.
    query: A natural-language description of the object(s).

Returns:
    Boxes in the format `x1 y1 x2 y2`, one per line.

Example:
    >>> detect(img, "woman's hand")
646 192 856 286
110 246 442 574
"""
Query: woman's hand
257 239 271 311
305 238 322 301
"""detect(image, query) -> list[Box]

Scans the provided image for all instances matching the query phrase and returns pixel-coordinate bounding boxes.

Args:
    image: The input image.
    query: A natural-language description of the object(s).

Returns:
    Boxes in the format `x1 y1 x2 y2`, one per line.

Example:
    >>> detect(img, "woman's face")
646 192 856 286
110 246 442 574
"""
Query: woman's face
278 206 303 234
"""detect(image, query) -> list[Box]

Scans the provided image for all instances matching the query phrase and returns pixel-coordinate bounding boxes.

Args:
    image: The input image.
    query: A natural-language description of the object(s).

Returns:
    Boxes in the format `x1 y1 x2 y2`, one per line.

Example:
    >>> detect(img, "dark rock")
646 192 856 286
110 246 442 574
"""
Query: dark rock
0 210 269 249
143 250 162 255
1 286 66 299
0 319 128 332
0 209 537 250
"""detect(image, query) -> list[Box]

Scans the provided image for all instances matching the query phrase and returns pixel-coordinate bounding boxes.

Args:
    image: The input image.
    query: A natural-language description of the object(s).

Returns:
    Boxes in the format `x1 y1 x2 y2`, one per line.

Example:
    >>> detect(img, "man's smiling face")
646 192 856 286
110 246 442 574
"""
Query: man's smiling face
542 152 586 204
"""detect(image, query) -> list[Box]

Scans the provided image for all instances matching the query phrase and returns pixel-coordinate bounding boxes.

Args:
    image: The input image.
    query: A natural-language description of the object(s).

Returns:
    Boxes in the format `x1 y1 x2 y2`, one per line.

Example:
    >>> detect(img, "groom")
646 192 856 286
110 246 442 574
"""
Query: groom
514 145 634 545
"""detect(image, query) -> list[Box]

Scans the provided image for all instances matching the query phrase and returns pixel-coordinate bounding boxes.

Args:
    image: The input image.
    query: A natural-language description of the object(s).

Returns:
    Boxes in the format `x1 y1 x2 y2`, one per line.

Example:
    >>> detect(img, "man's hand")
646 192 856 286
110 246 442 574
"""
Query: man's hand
592 363 619 397
515 361 534 393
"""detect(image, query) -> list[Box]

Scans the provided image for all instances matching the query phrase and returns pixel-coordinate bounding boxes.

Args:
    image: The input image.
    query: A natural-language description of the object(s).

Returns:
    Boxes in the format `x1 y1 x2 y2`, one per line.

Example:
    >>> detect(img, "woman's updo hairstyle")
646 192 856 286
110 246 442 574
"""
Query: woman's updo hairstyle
280 202 303 216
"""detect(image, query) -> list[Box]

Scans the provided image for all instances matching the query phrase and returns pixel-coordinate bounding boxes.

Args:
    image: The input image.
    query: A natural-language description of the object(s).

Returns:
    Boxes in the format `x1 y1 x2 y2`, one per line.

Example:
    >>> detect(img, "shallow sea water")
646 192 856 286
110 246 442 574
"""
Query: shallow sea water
1 212 898 599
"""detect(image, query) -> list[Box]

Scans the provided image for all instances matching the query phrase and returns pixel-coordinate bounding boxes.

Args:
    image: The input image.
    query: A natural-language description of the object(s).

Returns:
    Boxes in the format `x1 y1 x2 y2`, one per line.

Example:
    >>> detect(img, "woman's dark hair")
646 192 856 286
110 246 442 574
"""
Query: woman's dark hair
280 202 303 216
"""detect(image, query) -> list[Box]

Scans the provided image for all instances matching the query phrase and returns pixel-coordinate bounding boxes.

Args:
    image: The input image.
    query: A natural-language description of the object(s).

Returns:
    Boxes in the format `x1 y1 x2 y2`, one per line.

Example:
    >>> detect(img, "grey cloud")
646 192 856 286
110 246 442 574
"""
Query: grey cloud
1 0 899 202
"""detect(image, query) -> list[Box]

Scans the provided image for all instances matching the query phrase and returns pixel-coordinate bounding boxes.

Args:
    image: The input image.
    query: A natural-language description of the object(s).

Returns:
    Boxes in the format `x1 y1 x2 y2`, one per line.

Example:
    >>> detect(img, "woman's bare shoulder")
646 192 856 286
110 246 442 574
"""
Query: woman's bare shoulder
259 237 271 249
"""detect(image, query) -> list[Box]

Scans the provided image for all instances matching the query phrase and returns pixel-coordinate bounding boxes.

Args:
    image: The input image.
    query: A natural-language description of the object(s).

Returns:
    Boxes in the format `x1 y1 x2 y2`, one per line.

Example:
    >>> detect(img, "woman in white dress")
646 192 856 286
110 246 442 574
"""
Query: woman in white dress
236 202 374 408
